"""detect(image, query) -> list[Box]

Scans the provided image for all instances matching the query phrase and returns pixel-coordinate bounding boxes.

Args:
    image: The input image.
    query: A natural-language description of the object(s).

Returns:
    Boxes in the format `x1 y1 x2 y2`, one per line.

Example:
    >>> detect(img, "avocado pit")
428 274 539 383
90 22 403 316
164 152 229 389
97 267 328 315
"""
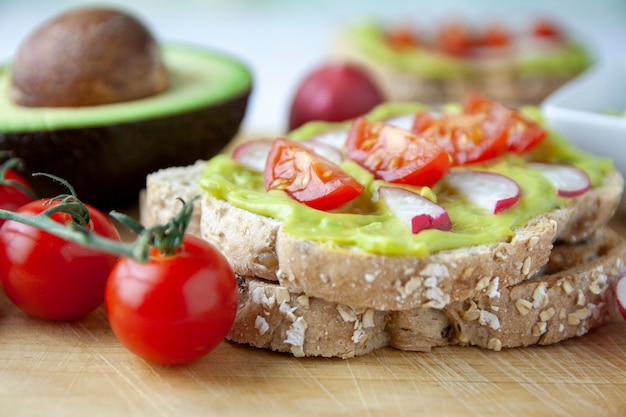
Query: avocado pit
10 7 168 107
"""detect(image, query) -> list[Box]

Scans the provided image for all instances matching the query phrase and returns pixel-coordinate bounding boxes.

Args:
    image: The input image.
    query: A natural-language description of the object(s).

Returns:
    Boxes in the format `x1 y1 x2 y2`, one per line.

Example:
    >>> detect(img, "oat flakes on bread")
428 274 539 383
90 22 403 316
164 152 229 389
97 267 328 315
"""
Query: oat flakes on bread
331 18 591 106
227 227 625 358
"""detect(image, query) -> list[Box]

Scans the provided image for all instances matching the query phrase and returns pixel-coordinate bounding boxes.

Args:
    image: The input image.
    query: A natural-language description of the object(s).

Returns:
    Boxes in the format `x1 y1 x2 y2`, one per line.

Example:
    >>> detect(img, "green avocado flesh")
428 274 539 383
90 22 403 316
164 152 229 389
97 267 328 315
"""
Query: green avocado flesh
0 44 251 131
0 44 252 206
199 103 614 258
345 21 591 78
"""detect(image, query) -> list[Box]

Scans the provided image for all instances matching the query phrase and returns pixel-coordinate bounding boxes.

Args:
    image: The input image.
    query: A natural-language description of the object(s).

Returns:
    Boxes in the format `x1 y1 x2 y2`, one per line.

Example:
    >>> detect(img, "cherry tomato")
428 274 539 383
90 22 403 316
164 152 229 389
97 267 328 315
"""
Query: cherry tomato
0 199 121 320
0 169 34 225
464 93 547 153
105 234 238 365
346 117 451 187
288 63 384 131
264 138 364 211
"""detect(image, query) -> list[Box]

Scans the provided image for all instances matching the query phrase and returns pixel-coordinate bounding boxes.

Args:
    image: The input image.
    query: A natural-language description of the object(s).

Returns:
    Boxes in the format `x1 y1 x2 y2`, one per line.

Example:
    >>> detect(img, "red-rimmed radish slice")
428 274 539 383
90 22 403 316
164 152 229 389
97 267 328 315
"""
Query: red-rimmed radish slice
445 171 521 214
617 274 626 321
384 114 415 131
307 129 348 150
301 139 344 164
527 162 591 198
232 139 274 172
379 186 451 234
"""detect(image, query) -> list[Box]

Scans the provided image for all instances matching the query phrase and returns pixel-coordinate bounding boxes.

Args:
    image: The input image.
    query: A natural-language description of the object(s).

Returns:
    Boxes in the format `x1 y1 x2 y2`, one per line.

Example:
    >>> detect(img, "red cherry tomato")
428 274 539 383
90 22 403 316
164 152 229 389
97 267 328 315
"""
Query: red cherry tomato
0 199 121 320
288 63 385 131
105 234 238 365
464 93 547 153
0 169 34 225
264 138 364 211
346 117 451 187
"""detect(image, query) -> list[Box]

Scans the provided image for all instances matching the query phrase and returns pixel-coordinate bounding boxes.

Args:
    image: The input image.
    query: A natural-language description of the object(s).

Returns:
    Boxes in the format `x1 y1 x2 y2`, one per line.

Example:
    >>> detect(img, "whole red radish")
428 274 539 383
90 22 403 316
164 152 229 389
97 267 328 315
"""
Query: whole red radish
288 63 385 131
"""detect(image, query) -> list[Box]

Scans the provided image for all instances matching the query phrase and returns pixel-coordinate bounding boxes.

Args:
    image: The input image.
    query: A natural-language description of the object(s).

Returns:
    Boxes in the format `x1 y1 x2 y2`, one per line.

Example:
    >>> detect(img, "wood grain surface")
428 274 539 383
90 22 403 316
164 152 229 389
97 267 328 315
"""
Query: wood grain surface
1 143 626 416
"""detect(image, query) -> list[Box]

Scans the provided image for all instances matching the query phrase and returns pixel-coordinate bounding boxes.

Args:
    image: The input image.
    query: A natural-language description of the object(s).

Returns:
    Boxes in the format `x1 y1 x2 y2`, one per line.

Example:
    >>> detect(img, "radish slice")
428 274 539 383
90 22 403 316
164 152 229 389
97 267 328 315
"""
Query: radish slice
233 138 344 172
232 139 274 172
301 139 344 164
617 274 626 321
384 114 415 131
445 171 521 214
527 162 591 198
307 129 348 150
379 186 451 234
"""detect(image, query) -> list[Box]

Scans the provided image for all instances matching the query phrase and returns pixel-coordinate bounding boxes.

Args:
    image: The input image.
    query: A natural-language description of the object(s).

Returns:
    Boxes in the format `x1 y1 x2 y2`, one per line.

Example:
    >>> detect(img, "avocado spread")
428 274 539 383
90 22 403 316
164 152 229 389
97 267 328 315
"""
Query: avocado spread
199 103 613 257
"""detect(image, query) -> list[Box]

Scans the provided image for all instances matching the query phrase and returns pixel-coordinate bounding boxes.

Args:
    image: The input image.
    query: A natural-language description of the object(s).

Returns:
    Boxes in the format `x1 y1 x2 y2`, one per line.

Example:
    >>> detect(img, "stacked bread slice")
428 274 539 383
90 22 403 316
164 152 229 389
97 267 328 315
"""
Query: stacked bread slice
141 158 625 358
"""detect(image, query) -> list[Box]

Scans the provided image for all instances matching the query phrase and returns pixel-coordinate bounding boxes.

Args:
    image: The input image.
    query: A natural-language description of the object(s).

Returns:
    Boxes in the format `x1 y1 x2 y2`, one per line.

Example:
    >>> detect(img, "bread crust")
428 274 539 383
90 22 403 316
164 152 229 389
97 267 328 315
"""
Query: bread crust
227 227 625 358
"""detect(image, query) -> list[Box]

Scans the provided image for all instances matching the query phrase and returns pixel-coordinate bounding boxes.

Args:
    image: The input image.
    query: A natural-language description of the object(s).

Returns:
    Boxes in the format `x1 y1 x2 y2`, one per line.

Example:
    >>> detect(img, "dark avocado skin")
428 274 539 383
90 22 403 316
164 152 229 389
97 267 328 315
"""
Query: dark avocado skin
0 90 250 208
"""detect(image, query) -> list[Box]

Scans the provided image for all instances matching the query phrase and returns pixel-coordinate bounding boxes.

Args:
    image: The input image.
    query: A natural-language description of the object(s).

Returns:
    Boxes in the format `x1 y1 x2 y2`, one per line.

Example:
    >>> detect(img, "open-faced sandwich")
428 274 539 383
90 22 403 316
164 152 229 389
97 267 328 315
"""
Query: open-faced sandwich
141 95 624 358
332 17 592 106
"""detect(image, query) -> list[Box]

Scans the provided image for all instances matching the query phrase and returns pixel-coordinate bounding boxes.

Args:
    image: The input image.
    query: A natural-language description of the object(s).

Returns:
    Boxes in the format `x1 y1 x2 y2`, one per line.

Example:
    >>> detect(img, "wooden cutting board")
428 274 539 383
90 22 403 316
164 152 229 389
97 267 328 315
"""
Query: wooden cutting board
1 138 626 417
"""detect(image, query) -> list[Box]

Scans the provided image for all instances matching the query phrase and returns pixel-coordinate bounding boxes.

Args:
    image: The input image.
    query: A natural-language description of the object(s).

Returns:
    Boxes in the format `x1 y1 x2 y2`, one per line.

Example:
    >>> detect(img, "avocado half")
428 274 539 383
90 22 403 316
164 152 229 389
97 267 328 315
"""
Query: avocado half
0 44 252 207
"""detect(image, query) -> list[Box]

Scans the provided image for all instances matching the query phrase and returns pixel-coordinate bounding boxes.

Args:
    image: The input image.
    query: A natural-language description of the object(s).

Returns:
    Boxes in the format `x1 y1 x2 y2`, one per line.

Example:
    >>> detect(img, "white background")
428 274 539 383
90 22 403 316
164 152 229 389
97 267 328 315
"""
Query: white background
0 0 624 133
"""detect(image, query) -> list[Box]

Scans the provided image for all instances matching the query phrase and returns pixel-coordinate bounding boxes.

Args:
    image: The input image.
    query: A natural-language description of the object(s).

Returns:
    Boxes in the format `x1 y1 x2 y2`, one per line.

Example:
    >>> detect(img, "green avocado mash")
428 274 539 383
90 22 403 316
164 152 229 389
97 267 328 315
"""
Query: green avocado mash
343 21 591 78
199 103 613 257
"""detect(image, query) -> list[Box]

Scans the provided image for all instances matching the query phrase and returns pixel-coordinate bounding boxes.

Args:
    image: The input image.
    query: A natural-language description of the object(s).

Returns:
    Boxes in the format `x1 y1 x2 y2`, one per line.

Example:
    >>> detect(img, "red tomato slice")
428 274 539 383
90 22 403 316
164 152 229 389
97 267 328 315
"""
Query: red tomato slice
436 21 474 56
531 17 563 39
264 138 364 211
412 110 509 166
464 93 547 153
346 117 451 187
480 24 511 48
386 27 420 50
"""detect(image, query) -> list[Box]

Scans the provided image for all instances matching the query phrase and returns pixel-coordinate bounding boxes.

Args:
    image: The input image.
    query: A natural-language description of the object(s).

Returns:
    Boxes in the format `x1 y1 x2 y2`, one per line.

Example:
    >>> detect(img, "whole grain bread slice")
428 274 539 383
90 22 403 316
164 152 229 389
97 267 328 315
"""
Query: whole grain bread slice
227 227 625 358
141 162 623 311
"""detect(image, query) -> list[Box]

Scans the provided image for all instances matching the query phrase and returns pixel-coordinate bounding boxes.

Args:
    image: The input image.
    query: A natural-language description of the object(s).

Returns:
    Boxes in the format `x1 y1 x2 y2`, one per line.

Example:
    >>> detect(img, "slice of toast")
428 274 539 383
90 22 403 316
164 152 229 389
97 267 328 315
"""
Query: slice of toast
227 227 625 358
142 161 624 311
330 21 591 106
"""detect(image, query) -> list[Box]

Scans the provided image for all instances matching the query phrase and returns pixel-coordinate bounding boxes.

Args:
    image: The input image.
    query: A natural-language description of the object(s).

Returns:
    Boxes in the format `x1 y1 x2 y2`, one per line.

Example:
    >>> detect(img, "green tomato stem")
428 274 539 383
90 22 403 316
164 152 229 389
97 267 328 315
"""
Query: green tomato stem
0 207 151 262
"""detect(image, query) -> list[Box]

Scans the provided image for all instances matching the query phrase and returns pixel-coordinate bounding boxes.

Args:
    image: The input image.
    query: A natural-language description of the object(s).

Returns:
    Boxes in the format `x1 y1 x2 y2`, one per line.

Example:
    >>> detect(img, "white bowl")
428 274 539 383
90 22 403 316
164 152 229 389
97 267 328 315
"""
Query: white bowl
541 60 626 177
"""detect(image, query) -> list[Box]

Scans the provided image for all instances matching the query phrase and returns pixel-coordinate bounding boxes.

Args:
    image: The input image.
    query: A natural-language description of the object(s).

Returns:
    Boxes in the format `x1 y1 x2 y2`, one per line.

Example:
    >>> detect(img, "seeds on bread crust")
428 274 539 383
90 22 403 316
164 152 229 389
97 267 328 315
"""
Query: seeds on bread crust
226 227 625 357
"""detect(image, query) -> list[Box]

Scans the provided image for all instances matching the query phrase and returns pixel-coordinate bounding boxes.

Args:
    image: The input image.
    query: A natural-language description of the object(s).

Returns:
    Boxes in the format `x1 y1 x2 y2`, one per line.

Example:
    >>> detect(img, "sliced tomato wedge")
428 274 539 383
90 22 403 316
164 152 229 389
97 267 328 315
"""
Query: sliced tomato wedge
385 27 420 50
479 24 511 48
531 17 563 39
264 138 364 211
411 110 509 166
436 21 474 56
346 117 451 187
464 93 547 153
